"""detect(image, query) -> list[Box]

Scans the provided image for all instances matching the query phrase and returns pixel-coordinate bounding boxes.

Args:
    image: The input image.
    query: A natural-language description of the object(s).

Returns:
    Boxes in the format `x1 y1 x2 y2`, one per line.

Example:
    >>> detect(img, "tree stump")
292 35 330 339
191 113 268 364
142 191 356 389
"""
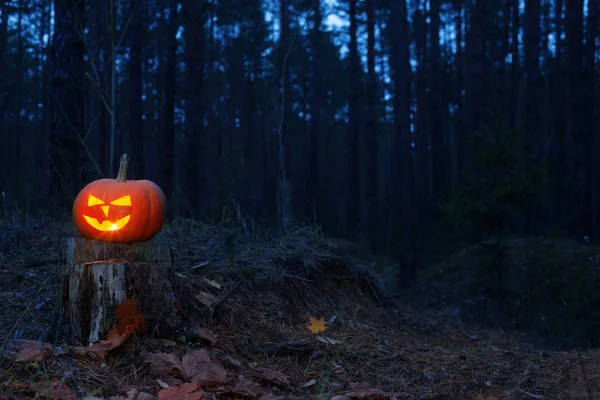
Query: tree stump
62 237 181 345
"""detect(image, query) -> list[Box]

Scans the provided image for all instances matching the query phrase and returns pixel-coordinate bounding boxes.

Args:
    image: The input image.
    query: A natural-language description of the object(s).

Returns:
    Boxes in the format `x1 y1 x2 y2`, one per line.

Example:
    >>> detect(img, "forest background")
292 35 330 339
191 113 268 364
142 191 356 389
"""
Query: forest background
0 0 598 291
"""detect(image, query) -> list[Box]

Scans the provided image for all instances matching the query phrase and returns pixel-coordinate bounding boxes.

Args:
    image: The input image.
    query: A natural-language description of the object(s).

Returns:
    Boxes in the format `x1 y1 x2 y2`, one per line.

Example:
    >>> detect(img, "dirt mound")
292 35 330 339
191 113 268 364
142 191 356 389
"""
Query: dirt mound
1 223 600 399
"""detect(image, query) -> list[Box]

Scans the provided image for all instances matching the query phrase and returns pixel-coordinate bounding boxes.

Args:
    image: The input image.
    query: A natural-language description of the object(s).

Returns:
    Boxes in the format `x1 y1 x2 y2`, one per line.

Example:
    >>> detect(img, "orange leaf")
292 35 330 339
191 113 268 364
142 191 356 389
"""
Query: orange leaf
157 382 203 400
115 298 146 335
190 323 218 346
250 367 290 388
181 349 229 386
145 349 228 388
306 316 326 334
12 339 53 362
214 376 264 397
51 379 78 400
71 325 128 359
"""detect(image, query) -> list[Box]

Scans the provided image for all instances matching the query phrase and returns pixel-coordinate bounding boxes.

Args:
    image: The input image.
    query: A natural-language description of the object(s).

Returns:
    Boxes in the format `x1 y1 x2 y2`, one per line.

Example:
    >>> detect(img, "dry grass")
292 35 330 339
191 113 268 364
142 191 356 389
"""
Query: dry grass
0 218 599 399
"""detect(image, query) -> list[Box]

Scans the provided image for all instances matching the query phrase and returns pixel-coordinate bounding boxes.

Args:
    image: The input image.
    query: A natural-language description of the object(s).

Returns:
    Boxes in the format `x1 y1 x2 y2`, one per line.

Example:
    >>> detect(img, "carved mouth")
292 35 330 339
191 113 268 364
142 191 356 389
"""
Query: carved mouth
83 215 131 231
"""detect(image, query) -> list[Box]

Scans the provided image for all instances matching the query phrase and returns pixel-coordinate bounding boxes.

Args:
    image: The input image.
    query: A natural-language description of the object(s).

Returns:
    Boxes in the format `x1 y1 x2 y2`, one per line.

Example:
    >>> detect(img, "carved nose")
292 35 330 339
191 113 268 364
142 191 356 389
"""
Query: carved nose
101 205 110 217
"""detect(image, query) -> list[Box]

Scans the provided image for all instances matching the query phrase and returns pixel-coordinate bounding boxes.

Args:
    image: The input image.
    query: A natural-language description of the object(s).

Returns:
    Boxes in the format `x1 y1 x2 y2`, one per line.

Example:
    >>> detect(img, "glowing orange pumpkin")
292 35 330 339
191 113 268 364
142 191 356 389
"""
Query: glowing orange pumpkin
72 154 167 243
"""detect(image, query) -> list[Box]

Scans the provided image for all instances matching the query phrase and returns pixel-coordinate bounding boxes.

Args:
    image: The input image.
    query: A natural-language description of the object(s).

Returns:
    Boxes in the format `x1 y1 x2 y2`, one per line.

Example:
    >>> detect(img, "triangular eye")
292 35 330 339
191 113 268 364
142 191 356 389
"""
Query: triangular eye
88 195 105 206
110 195 132 206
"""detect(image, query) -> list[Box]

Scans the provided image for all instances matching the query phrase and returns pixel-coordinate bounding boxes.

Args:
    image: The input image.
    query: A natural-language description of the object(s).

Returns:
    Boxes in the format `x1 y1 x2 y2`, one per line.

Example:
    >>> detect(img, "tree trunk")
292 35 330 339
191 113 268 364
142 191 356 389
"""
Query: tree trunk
450 0 463 187
551 0 567 227
62 237 180 345
0 0 7 193
429 0 444 203
180 0 207 216
365 0 378 246
49 0 87 209
586 0 599 238
413 7 429 260
347 0 362 236
524 0 541 157
524 0 541 233
276 0 291 231
308 0 322 221
565 0 588 236
37 1 52 204
15 1 23 197
129 0 144 179
162 0 177 206
510 0 521 132
389 0 416 286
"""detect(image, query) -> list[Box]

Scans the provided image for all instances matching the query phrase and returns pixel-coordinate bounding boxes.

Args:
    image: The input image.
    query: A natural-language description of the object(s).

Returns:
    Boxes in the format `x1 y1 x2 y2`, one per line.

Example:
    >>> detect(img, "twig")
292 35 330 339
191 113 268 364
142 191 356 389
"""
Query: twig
275 0 318 232
208 280 242 320
282 273 313 282
256 339 313 356
577 349 594 400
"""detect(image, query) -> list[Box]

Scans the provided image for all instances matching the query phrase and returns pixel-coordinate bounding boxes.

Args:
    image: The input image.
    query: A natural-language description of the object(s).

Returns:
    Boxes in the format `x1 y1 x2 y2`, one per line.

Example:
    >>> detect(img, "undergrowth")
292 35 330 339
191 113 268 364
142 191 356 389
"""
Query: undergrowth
408 236 600 349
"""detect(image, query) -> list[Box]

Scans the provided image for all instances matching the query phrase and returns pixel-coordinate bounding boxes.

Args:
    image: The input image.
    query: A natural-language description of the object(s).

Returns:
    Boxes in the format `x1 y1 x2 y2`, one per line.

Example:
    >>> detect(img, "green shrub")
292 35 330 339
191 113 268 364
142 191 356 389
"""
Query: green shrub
439 123 548 298
441 123 547 238
414 237 600 349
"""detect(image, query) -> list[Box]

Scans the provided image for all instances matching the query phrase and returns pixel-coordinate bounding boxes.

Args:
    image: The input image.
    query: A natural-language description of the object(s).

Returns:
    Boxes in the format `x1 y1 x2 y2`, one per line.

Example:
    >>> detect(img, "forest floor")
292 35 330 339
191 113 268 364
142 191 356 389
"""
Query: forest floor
0 218 599 400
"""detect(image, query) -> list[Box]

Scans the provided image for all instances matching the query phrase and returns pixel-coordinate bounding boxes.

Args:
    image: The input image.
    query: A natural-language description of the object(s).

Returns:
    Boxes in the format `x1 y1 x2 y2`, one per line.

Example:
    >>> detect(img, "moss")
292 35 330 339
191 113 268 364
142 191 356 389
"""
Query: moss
408 236 600 349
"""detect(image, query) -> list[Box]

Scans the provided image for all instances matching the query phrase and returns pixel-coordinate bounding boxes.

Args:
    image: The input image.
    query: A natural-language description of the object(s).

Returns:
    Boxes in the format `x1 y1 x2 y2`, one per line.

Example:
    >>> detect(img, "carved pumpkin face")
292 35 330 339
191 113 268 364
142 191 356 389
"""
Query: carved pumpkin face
82 194 132 232
72 155 167 243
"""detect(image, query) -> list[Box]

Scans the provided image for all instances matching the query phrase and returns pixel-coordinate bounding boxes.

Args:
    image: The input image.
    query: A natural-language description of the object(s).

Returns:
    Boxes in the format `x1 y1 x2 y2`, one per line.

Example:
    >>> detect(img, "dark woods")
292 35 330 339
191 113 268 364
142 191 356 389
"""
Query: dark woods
0 0 598 282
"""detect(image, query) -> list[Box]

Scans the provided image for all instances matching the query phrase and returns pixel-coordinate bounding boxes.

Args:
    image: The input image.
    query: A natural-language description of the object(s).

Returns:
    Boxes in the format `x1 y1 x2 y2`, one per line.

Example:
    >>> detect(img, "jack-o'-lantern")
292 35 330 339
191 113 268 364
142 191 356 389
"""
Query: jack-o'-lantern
72 154 167 243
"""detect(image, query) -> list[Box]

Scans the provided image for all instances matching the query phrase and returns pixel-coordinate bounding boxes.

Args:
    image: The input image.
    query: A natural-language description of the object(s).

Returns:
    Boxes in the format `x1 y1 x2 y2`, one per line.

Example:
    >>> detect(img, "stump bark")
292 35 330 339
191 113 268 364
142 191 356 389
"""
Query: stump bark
62 237 181 345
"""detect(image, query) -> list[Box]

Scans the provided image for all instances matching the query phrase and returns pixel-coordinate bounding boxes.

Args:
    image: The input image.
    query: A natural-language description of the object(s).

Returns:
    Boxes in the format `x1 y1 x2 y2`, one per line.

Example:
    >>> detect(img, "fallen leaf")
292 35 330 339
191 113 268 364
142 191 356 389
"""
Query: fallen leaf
190 260 211 271
145 349 228 388
145 352 183 376
120 384 146 392
157 382 203 400
138 395 157 400
115 298 146 335
333 364 349 381
302 379 317 387
12 339 53 362
202 278 221 289
109 388 157 400
181 349 229 386
71 325 128 359
195 292 218 307
7 379 29 391
258 394 287 400
250 367 290 388
316 335 340 345
189 323 218 346
51 379 77 400
71 299 144 360
330 386 405 400
307 316 326 334
175 303 189 320
213 376 264 398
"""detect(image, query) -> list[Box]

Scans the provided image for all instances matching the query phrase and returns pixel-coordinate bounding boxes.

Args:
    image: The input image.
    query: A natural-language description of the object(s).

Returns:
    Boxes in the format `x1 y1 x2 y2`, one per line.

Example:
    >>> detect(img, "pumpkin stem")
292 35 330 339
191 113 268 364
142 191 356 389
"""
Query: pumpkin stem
116 154 129 182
